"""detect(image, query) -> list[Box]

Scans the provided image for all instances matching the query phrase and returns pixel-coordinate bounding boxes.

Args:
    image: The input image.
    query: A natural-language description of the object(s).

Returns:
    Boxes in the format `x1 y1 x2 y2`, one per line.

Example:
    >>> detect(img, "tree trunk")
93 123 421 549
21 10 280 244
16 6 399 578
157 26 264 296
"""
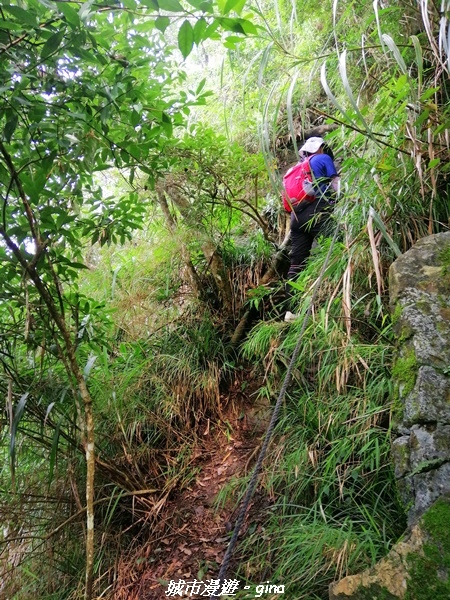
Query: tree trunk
157 190 203 297
0 231 96 600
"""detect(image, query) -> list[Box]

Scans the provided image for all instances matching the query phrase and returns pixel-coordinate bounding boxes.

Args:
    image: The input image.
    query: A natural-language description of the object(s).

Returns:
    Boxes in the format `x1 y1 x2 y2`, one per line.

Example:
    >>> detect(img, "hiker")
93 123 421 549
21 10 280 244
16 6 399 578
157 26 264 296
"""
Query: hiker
283 136 340 321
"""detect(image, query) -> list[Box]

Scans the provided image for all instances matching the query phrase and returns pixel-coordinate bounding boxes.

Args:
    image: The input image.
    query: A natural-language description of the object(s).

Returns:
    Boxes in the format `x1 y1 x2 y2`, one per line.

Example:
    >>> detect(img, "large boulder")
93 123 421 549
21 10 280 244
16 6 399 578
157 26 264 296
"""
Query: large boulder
389 232 450 523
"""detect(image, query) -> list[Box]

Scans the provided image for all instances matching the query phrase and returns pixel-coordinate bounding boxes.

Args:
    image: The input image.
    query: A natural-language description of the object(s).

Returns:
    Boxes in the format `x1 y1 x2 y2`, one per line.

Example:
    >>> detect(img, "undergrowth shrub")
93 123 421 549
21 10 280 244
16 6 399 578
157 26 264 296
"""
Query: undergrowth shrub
236 228 406 598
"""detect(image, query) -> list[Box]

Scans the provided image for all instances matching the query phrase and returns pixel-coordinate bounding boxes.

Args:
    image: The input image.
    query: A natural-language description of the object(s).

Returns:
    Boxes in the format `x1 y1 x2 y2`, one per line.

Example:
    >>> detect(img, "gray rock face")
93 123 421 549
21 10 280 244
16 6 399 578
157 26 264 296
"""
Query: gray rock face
389 231 450 524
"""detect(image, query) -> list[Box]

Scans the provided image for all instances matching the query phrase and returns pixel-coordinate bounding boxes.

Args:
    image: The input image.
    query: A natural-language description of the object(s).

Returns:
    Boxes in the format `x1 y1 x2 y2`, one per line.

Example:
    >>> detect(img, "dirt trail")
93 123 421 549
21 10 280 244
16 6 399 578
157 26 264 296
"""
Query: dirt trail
116 397 271 599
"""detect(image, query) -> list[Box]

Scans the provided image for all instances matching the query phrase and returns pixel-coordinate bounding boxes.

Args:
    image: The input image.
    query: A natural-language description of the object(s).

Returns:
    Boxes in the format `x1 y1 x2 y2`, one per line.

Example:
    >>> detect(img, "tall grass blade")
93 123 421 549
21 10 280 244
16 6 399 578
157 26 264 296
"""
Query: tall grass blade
373 0 386 50
338 50 374 136
367 213 383 298
369 206 402 257
288 0 298 38
10 392 30 488
83 354 97 380
111 266 121 300
381 34 407 74
260 79 287 195
273 0 283 38
320 62 354 126
420 0 440 58
220 56 230 140
48 421 61 488
242 48 264 113
342 256 352 338
258 43 273 91
438 6 450 73
287 71 300 156
332 0 340 49
411 35 423 95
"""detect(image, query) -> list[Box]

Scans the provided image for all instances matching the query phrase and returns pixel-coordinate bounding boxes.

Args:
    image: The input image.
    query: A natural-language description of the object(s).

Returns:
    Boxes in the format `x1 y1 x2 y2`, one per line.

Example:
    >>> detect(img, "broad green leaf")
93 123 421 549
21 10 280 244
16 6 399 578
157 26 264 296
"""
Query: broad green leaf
4 114 18 142
237 17 257 34
414 108 430 127
185 0 211 9
41 30 65 59
199 1 213 11
217 17 257 35
193 16 207 43
223 0 246 15
196 78 206 94
155 15 170 32
79 0 95 21
0 20 22 30
224 35 243 48
428 158 440 169
420 87 439 101
158 0 183 11
217 0 227 13
2 5 38 27
141 0 160 8
178 20 194 59
58 2 80 27
203 19 220 39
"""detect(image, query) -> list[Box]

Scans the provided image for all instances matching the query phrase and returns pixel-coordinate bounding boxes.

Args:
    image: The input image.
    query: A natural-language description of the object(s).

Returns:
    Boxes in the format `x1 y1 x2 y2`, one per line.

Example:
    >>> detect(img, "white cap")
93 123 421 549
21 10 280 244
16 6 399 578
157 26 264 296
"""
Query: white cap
299 136 324 153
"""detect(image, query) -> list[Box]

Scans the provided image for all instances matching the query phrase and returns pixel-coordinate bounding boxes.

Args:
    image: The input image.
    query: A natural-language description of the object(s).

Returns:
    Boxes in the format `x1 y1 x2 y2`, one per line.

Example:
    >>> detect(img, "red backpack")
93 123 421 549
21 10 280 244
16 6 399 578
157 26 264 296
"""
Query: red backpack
282 157 316 212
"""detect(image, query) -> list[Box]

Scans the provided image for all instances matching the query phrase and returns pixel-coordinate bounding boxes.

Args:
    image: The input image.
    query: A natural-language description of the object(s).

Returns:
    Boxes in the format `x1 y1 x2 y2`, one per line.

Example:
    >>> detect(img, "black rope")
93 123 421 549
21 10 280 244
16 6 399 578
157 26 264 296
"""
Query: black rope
210 223 340 598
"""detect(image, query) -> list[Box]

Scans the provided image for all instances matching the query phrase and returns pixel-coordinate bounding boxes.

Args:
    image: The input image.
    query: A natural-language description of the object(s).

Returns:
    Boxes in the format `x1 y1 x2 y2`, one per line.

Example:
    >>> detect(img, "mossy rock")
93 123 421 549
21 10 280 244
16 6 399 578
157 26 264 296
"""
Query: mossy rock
405 497 450 600
329 496 450 600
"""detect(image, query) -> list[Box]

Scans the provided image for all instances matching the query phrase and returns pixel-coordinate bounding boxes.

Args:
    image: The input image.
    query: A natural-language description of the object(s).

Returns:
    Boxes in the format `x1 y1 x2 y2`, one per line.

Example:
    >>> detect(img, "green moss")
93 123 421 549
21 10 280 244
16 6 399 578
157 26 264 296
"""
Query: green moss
439 245 450 267
391 348 418 398
392 302 403 326
414 300 432 315
391 302 414 342
405 498 450 600
439 245 450 279
391 393 404 425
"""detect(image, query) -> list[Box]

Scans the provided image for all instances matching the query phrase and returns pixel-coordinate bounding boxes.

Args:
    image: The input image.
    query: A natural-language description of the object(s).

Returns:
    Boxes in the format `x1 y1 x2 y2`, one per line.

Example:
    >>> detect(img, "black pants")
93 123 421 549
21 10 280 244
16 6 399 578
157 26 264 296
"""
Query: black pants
285 200 332 306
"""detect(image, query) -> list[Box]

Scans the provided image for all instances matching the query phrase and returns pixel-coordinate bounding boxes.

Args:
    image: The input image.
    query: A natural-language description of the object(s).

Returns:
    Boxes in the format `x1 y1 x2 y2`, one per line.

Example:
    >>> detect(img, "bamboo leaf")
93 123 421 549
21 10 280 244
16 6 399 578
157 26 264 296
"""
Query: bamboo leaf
369 207 401 257
338 50 373 136
382 34 407 74
84 354 97 380
258 43 273 90
320 62 354 125
58 2 80 27
2 5 38 27
223 0 246 15
41 30 65 60
372 0 385 50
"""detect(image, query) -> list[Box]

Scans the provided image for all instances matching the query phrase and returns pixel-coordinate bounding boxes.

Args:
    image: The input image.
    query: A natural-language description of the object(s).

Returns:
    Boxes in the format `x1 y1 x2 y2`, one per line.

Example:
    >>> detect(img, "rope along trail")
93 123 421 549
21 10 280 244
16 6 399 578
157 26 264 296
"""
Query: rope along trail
210 223 341 599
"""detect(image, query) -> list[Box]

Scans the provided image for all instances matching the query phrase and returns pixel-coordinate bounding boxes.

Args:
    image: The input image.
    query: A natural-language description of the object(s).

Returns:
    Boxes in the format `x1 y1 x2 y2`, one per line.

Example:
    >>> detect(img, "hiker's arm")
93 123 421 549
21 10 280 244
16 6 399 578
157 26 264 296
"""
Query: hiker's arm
331 176 340 193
